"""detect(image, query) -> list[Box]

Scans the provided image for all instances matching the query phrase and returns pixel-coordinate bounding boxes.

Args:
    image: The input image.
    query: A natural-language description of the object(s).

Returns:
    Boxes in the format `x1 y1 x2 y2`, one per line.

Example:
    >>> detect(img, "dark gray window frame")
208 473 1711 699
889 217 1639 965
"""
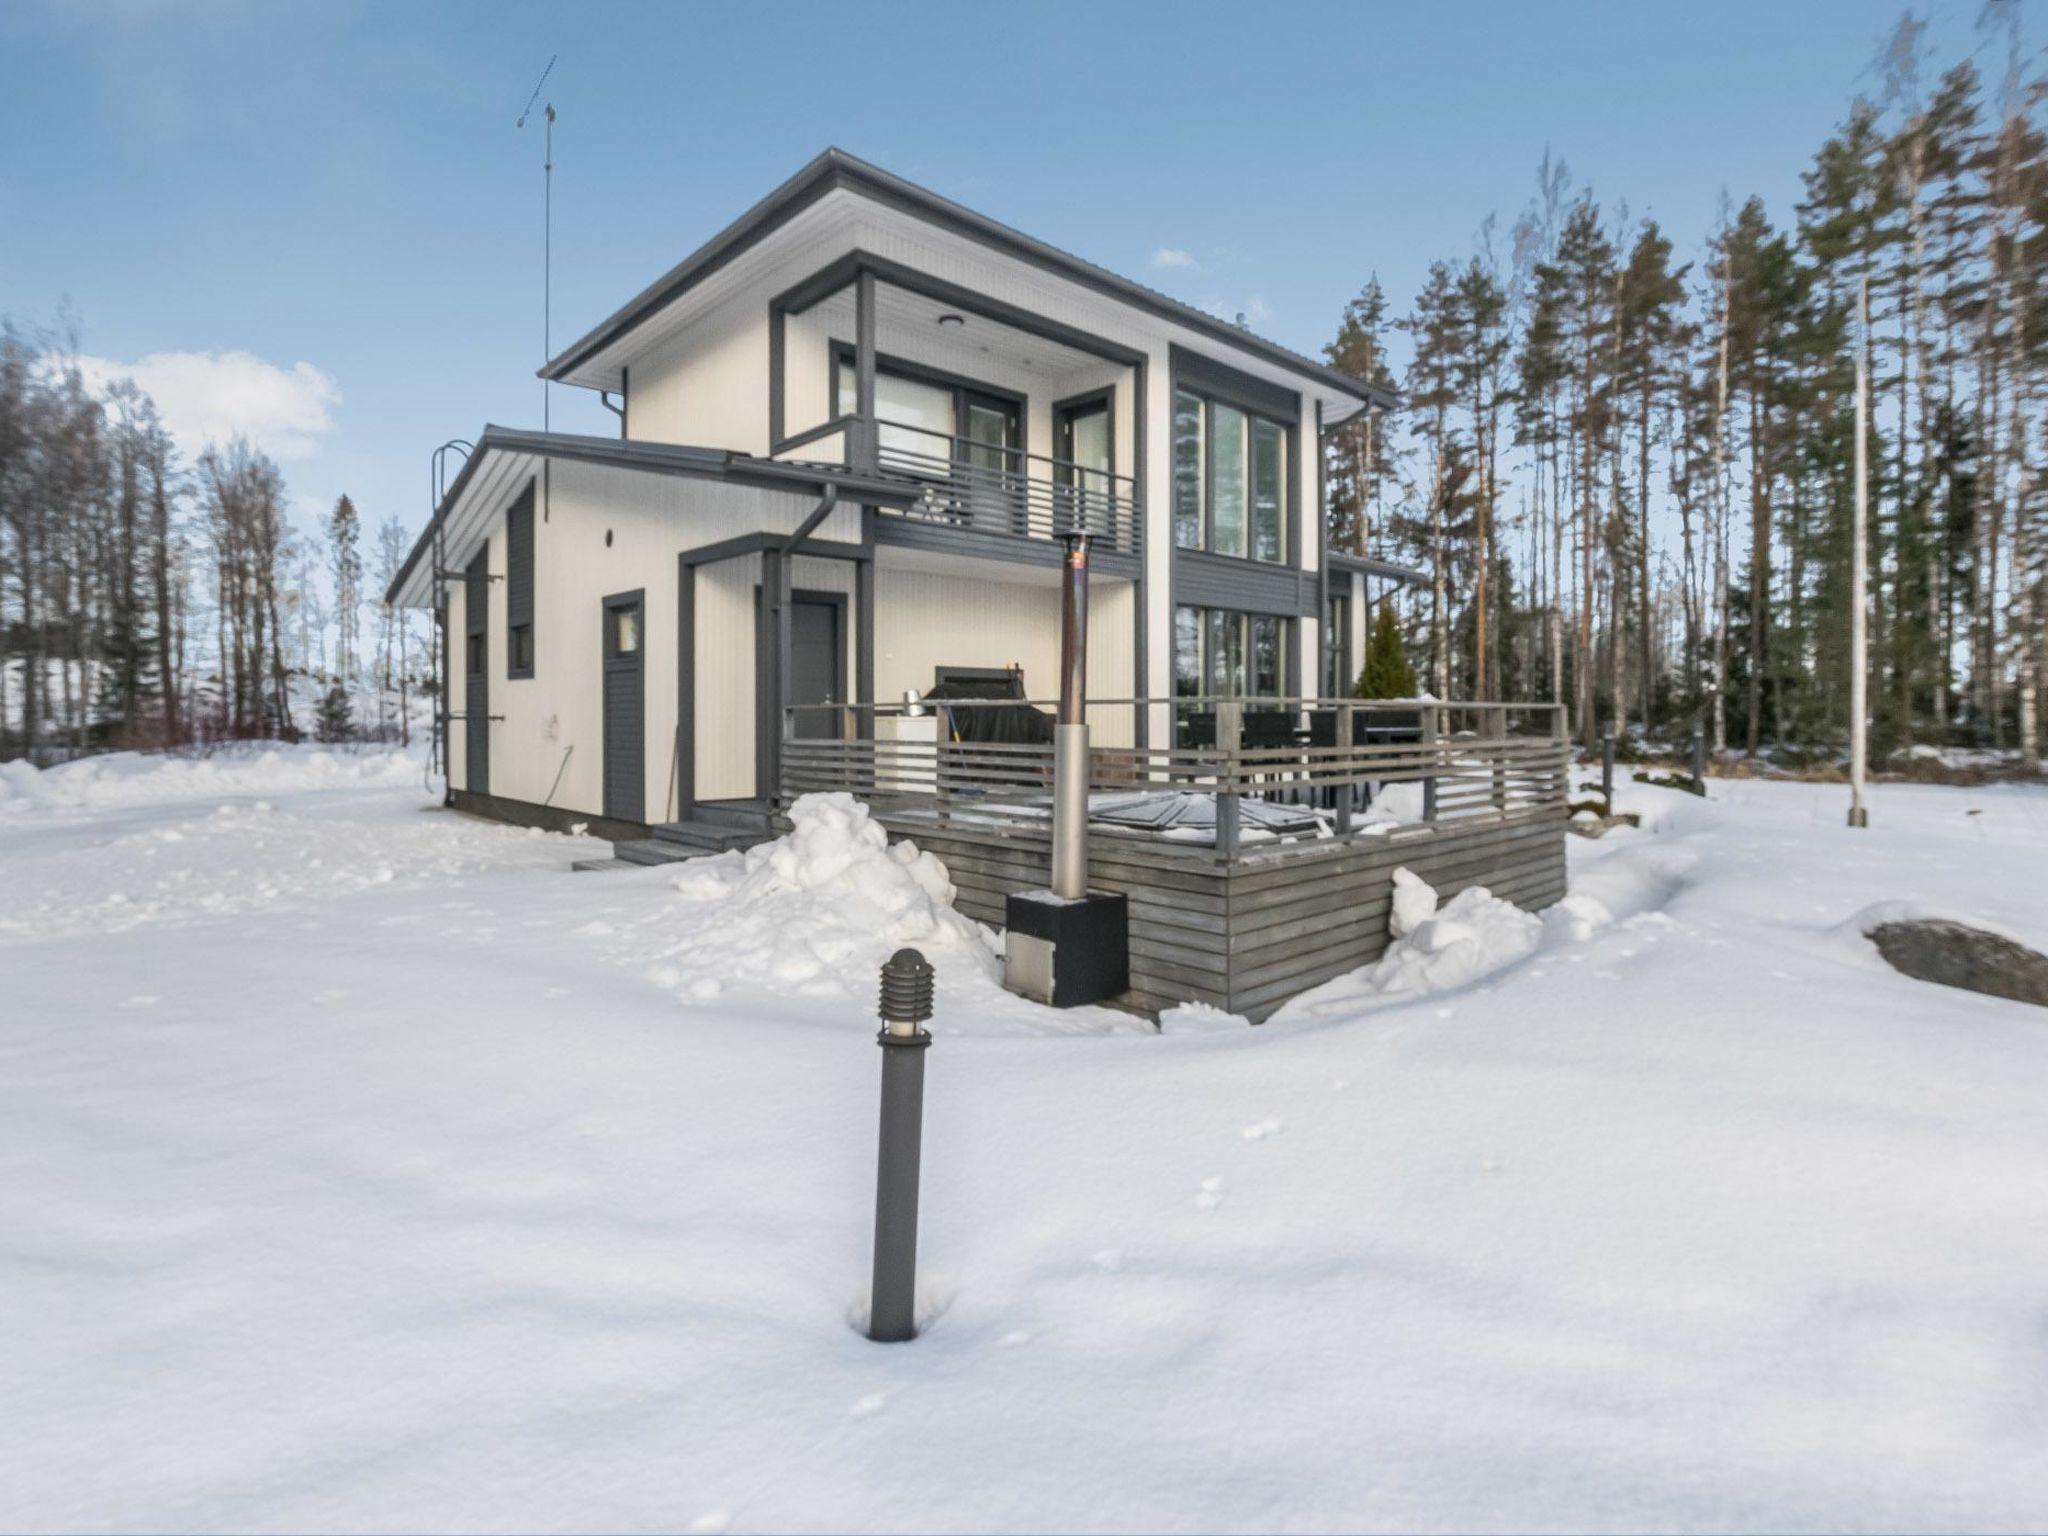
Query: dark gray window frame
826 342 1027 462
1050 386 1115 483
505 480 536 679
1169 346 1300 572
1172 600 1293 701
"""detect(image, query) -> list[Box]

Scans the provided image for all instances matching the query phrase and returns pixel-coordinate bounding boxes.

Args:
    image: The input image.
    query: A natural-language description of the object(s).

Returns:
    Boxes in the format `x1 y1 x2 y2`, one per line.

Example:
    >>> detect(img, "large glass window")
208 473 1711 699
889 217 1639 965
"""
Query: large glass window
1172 389 1288 563
1172 390 1203 549
1251 418 1285 562
1210 404 1247 558
836 366 954 462
1174 604 1288 700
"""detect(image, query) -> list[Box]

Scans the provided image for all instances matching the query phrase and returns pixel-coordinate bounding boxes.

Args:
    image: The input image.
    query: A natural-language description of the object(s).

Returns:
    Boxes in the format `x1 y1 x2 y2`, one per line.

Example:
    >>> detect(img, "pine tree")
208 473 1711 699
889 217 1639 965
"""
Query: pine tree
314 679 354 744
1354 601 1419 698
326 494 361 686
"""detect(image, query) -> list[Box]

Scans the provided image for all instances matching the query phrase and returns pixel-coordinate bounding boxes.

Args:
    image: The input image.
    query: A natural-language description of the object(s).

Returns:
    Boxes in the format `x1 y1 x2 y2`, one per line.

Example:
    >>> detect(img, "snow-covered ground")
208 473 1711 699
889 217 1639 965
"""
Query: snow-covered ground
4 749 2047 1532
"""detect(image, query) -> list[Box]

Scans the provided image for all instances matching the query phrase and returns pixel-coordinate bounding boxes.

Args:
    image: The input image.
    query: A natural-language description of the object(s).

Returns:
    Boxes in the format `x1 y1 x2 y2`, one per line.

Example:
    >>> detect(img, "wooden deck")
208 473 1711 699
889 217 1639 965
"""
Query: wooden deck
881 805 1564 1021
777 696 1571 1022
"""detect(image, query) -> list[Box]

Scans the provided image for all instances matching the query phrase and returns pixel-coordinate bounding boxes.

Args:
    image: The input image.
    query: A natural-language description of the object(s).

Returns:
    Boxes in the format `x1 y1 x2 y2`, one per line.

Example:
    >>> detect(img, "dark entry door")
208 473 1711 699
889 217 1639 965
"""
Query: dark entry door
789 598 843 741
464 551 489 796
602 590 645 824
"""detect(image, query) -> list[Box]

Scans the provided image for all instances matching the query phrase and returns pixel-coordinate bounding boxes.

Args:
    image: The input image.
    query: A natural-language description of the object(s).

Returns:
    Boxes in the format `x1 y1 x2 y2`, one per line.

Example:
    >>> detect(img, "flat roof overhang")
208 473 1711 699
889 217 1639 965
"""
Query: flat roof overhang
1327 549 1428 587
539 148 1397 418
385 425 921 608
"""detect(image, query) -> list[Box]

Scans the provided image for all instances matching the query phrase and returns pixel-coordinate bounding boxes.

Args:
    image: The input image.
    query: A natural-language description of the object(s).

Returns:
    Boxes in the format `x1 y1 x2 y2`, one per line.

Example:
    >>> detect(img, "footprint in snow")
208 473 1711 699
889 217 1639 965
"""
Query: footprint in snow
1241 1119 1283 1141
1194 1177 1224 1211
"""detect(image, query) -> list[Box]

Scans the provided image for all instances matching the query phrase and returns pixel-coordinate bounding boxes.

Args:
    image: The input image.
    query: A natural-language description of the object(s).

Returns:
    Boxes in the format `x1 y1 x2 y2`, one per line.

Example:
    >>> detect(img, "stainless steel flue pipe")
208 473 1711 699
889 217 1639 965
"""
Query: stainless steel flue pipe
1050 533 1091 900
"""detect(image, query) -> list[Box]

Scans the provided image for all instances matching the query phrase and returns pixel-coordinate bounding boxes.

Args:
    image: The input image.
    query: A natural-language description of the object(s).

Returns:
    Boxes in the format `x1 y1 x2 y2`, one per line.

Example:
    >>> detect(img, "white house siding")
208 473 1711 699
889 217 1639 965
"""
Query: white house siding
872 560 1135 748
692 552 857 802
627 302 773 456
1347 570 1370 688
525 183 1374 792
447 458 858 821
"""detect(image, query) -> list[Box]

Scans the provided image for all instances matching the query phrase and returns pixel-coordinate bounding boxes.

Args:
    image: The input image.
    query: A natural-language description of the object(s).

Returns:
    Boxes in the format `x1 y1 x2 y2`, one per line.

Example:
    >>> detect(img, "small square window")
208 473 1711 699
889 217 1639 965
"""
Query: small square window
509 624 533 674
611 606 640 655
466 633 485 675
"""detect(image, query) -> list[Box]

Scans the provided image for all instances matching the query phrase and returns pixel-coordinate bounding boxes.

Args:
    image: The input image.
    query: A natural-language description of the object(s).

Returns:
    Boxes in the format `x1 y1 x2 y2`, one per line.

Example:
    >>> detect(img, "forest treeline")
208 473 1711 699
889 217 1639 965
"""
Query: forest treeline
0 324 423 762
1327 9 2048 768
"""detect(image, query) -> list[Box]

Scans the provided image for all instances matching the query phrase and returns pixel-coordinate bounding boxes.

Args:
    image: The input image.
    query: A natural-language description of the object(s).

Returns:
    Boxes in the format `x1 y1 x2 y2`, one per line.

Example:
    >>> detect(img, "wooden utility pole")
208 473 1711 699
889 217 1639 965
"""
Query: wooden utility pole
1850 279 1871 829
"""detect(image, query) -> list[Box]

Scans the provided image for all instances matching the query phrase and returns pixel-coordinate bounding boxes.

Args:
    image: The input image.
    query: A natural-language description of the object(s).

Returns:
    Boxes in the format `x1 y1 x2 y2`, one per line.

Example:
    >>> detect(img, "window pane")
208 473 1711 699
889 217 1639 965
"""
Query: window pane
1252 615 1282 697
1174 606 1201 698
1251 418 1285 562
1210 609 1248 697
839 362 955 461
1211 404 1247 558
613 606 640 655
1172 391 1203 549
1064 401 1112 506
1067 403 1110 475
962 399 1017 474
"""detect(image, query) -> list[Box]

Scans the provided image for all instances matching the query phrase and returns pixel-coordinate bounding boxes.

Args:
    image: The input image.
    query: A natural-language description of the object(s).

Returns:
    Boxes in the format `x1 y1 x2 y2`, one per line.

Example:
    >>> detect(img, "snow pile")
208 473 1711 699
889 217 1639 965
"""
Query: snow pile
1354 779 1427 832
634 793 1001 1011
0 744 420 816
1278 867 1542 1019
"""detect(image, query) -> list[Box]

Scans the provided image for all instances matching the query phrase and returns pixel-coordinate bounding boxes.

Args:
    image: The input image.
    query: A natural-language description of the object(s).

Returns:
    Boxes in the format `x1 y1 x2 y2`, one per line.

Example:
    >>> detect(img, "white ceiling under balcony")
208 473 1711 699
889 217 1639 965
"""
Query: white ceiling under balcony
798 280 1114 386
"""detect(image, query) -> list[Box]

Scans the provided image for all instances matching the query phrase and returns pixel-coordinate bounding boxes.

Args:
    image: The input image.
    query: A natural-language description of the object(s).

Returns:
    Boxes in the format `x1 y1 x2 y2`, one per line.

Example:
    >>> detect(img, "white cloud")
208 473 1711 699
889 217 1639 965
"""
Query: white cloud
1150 247 1197 271
76 349 340 462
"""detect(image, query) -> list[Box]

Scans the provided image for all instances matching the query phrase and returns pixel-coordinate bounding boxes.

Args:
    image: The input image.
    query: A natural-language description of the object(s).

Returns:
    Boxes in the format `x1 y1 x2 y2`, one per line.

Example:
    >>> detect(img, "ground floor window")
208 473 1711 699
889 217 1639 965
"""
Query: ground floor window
1174 604 1287 700
1324 593 1350 696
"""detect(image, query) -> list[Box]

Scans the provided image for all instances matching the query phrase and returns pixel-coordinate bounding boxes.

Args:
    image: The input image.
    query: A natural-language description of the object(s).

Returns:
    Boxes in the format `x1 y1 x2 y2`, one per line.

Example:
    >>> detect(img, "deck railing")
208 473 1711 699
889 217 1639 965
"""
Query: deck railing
872 419 1140 556
771 415 1142 557
781 696 1570 862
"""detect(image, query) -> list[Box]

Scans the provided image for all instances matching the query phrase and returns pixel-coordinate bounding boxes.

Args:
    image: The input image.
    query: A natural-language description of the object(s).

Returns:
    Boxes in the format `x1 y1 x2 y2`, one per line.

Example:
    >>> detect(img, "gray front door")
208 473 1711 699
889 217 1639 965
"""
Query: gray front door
602 590 644 824
464 551 489 796
789 598 842 741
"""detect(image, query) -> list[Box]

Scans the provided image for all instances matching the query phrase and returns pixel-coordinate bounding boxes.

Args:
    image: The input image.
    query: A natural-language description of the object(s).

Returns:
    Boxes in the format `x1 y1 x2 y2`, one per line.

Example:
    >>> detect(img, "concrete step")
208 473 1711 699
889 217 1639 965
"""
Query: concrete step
611 838 713 867
649 821 758 853
690 801 776 834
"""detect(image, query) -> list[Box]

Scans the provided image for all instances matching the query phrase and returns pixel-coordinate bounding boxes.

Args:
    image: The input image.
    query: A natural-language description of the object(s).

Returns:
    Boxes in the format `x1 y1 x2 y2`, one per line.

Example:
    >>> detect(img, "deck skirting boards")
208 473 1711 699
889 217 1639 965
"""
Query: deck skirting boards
810 810 1570 1022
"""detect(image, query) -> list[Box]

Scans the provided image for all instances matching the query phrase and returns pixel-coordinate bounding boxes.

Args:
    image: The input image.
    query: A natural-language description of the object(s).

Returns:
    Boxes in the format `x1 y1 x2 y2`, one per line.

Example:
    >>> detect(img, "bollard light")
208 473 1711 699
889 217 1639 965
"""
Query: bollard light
869 949 933 1343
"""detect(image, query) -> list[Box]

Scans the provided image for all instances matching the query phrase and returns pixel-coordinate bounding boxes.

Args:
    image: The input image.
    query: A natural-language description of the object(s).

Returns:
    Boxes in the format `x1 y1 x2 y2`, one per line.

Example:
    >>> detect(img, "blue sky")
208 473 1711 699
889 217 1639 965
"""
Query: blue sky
0 0 2016 547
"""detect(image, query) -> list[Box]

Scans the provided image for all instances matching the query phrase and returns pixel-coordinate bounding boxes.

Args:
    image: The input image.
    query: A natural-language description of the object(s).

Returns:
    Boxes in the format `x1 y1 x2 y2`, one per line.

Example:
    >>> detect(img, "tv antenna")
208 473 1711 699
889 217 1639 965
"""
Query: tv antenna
518 57 557 433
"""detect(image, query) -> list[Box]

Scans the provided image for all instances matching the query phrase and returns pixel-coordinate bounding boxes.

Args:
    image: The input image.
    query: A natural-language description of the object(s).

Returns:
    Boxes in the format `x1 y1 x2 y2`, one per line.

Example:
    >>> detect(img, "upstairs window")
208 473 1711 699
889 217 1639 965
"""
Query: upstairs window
1172 389 1288 563
506 482 535 679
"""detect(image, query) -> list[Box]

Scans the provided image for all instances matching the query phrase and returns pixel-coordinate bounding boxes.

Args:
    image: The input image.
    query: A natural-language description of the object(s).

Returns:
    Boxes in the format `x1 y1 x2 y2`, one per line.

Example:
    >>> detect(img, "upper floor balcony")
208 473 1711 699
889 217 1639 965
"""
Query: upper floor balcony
768 258 1145 574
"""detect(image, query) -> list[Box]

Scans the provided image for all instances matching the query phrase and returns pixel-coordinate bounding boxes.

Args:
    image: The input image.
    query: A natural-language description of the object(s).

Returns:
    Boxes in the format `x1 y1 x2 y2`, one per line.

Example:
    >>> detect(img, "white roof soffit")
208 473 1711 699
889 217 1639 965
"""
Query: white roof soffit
545 154 1390 415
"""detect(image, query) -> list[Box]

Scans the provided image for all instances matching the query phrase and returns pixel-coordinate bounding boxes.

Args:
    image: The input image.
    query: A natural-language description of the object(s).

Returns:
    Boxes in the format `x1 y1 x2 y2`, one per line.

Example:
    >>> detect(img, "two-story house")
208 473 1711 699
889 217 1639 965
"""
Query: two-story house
387 148 1417 844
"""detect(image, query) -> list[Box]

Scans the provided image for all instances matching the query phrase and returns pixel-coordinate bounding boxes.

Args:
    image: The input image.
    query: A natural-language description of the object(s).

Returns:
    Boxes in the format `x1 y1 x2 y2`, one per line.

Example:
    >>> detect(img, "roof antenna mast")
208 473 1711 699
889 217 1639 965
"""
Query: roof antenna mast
517 56 557 434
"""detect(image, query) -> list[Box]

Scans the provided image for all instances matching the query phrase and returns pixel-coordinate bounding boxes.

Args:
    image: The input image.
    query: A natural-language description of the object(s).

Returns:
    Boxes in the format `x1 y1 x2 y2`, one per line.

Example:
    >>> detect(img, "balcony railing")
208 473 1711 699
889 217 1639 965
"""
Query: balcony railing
779 697 1569 863
867 418 1141 557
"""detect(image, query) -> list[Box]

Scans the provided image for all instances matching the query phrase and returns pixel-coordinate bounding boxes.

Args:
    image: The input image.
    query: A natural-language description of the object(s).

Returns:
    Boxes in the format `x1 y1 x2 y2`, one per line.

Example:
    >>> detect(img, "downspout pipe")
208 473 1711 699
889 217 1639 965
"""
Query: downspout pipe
766 486 842 801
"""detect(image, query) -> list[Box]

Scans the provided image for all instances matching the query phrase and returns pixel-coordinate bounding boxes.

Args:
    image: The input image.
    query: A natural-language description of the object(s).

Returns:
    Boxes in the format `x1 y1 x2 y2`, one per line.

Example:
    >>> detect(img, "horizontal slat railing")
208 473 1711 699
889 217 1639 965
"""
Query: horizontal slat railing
866 418 1140 556
783 698 1569 862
